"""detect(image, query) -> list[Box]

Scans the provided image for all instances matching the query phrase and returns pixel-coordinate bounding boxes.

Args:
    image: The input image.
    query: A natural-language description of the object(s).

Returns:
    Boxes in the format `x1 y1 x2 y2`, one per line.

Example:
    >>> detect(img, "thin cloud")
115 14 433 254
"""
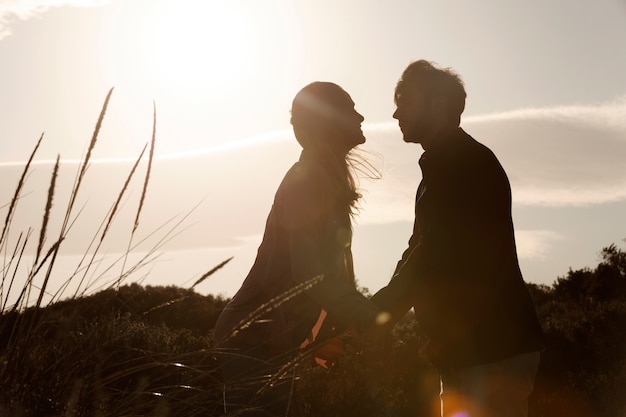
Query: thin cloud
465 96 626 129
361 95 626 215
3 100 622 295
0 0 108 40
465 96 626 206
515 230 564 261
3 97 625 247
0 129 294 167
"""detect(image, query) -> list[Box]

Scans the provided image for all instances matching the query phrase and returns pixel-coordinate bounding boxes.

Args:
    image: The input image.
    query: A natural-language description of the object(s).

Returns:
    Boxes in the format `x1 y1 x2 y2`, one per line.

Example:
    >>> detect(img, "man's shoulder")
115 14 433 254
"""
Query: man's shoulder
436 129 506 180
457 129 500 163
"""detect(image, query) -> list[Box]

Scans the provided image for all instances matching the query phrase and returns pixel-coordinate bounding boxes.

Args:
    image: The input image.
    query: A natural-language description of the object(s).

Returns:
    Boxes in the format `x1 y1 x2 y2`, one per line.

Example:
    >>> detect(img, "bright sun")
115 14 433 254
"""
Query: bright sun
105 0 301 151
110 0 260 101
142 2 250 92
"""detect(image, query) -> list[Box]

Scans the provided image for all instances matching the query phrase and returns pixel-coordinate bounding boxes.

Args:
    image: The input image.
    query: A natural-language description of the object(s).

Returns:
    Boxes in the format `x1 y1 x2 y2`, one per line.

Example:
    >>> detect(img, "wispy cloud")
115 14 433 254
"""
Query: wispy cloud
2 98 623 294
360 95 626 220
0 129 294 167
515 230 564 261
464 96 626 206
0 0 108 40
3 97 624 252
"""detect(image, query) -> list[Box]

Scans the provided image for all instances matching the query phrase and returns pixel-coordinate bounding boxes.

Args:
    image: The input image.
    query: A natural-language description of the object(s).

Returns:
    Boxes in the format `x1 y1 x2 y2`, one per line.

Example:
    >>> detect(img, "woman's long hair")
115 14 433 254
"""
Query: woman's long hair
290 82 379 218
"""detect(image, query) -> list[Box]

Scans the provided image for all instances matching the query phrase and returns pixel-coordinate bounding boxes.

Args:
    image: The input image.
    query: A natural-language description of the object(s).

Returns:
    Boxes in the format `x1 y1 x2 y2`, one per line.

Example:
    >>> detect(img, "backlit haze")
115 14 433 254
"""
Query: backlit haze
1 0 625 305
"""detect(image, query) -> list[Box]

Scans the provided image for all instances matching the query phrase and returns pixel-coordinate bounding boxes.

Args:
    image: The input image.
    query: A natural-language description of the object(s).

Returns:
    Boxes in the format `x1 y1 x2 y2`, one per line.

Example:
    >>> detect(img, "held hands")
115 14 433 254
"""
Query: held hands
354 311 395 367
311 311 396 369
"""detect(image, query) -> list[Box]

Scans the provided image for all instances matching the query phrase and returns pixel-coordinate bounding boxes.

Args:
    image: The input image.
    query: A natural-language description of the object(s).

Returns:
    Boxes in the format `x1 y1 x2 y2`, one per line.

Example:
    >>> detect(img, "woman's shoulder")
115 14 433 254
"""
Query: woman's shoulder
279 159 327 194
273 159 335 220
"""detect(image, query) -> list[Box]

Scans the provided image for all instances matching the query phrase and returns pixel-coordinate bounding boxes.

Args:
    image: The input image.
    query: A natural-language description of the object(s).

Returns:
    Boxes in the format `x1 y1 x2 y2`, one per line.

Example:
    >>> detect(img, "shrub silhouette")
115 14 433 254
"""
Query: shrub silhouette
529 244 626 417
1 244 625 416
1 90 624 417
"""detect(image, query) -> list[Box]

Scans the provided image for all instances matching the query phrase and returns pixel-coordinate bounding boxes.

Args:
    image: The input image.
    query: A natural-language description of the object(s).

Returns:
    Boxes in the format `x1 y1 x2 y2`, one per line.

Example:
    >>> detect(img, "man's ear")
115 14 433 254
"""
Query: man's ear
430 95 447 113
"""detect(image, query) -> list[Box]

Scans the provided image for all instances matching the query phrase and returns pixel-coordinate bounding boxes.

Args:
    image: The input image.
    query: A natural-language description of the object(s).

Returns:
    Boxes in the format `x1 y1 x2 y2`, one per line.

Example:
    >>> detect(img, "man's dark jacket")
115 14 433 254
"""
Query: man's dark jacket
371 127 545 370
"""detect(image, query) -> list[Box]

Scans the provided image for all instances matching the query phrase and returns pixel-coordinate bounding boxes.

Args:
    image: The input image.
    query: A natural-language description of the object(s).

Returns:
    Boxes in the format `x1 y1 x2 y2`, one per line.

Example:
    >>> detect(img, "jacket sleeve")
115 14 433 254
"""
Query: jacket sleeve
371 143 514 325
368 195 421 321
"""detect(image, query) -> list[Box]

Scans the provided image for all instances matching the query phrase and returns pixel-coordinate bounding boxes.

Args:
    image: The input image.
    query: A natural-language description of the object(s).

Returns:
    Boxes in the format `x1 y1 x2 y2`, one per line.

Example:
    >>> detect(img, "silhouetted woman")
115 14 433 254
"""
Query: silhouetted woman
213 82 382 416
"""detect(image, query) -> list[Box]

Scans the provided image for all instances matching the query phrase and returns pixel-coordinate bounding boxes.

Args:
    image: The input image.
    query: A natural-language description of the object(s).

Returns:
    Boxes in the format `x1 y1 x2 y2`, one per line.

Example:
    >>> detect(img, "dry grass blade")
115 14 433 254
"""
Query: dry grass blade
34 155 59 265
0 133 44 249
95 214 184 292
220 274 325 345
141 295 189 316
112 194 203 293
37 88 114 309
69 144 148 298
257 321 347 398
190 257 234 289
11 237 63 312
63 87 114 230
102 144 147 242
133 100 156 234
256 346 311 398
30 237 64 283
118 100 155 289
1 231 29 311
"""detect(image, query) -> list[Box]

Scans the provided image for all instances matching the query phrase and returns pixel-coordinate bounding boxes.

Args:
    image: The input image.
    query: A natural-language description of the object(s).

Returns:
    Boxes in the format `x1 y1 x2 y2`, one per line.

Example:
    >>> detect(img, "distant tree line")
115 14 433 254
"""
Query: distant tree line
0 243 624 417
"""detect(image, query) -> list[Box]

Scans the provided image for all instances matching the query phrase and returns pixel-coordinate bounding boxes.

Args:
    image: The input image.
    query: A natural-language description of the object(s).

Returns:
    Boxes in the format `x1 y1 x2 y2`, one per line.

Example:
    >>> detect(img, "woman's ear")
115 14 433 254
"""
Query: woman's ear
294 120 331 150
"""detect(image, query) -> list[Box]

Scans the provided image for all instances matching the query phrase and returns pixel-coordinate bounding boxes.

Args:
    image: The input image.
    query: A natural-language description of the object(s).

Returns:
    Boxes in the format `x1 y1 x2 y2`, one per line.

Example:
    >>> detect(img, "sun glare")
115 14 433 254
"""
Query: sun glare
103 0 302 152
142 2 250 92
108 0 267 102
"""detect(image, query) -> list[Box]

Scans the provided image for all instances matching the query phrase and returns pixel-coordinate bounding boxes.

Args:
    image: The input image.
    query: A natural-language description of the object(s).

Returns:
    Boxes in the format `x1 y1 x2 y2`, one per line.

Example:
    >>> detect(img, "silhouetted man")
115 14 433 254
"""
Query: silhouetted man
371 60 545 417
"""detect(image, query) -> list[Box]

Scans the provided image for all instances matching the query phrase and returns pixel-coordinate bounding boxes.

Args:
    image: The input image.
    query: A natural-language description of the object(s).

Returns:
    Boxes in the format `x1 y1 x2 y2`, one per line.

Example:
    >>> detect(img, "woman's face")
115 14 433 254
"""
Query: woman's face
292 83 366 154
326 89 366 153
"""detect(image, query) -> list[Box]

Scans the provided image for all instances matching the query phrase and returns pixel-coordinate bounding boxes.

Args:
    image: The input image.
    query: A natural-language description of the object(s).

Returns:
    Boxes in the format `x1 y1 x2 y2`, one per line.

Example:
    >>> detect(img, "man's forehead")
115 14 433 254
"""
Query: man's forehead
395 87 425 102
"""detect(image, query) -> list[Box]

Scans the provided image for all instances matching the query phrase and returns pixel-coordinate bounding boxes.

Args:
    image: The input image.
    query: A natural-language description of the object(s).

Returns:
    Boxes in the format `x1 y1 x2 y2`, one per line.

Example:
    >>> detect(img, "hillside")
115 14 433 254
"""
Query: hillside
1 244 625 417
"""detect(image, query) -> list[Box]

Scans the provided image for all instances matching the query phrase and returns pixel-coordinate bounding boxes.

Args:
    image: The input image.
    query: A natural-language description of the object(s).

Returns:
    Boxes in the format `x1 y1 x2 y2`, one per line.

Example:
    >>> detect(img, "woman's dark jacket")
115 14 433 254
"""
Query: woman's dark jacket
371 127 545 370
213 150 380 353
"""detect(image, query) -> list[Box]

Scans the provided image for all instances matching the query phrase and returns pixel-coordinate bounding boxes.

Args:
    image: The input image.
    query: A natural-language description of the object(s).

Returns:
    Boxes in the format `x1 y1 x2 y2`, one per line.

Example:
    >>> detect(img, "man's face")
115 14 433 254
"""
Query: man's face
392 89 434 146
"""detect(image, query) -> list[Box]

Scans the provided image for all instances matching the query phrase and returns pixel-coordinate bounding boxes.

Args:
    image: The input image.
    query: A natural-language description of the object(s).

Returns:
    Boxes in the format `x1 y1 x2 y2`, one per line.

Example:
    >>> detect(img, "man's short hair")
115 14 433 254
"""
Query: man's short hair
395 60 467 122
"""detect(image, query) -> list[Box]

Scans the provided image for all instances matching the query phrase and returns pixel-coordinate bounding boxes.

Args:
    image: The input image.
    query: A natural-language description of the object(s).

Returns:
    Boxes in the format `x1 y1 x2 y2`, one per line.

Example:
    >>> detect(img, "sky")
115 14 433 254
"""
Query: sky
1 0 625 306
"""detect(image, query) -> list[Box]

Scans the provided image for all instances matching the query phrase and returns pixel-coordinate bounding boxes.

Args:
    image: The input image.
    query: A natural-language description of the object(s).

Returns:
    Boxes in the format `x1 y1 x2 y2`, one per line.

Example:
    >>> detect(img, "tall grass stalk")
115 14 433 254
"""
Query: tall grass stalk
134 100 157 234
220 274 325 345
190 256 233 290
137 256 235 317
35 88 114 310
0 231 29 311
70 144 148 298
34 155 59 267
117 100 156 290
106 198 205 292
0 88 201 327
0 88 358 416
0 133 43 252
0 89 243 416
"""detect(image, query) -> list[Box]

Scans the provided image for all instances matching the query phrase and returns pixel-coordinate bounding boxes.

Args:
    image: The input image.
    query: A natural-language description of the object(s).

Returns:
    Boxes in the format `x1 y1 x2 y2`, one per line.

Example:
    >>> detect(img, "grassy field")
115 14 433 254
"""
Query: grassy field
1 90 624 417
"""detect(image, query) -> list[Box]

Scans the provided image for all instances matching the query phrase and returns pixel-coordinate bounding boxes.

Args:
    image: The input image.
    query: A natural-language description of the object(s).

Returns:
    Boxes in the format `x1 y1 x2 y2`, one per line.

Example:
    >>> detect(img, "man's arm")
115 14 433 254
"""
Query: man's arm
368 180 426 324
